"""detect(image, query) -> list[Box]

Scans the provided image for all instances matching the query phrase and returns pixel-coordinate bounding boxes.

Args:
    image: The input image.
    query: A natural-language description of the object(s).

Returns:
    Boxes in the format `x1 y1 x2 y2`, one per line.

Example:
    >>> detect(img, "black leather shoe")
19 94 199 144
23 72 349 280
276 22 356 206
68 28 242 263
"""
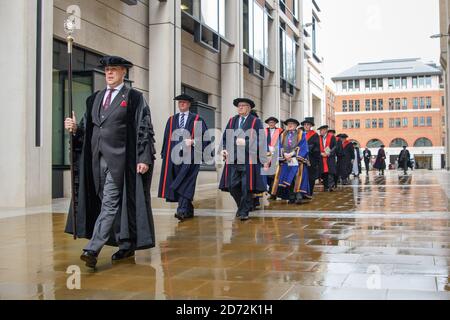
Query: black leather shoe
80 250 98 268
240 215 249 221
111 249 135 261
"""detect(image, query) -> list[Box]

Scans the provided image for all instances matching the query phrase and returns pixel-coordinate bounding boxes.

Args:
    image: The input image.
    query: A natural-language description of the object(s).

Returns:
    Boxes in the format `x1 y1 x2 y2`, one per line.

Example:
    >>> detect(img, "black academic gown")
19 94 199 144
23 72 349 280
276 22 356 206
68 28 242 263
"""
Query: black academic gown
306 131 321 180
335 137 343 179
354 147 362 174
398 149 411 171
65 88 156 250
374 149 387 170
158 113 209 202
219 114 268 194
319 134 337 175
339 141 355 178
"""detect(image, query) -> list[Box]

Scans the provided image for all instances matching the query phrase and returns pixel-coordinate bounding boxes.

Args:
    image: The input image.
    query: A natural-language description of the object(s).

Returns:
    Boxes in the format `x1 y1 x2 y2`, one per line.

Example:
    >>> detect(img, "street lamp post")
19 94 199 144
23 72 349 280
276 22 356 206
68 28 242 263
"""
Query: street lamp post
64 18 77 240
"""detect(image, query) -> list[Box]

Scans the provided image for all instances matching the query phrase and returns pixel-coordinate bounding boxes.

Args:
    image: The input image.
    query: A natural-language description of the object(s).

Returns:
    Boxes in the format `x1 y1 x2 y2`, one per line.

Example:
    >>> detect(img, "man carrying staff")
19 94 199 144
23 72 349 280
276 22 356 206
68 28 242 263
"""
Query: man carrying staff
158 94 209 222
271 119 310 204
64 56 156 269
219 98 268 221
264 117 283 200
302 117 320 199
318 125 337 192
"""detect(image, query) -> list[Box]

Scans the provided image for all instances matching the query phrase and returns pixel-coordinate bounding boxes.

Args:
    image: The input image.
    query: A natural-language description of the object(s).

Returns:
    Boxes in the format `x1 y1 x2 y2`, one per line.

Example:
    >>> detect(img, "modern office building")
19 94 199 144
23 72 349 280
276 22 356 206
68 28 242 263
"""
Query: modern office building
0 0 325 207
332 58 445 170
439 0 450 170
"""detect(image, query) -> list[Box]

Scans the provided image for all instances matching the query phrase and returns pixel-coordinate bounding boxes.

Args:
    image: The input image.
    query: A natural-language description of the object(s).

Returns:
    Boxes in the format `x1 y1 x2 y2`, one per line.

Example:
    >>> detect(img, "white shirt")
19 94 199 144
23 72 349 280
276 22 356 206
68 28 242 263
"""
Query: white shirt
178 111 190 128
102 82 125 106
269 128 276 139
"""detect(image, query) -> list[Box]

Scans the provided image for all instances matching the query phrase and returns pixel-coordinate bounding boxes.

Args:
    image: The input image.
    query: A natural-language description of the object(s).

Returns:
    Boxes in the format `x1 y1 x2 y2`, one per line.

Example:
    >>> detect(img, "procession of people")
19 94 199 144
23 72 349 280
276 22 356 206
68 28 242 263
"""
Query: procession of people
64 55 410 269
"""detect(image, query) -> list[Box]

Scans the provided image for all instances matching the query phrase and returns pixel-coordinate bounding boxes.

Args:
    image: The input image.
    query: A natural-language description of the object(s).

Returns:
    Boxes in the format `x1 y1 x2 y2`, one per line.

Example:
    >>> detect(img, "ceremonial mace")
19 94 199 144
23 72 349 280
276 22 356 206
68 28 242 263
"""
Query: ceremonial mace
64 18 77 239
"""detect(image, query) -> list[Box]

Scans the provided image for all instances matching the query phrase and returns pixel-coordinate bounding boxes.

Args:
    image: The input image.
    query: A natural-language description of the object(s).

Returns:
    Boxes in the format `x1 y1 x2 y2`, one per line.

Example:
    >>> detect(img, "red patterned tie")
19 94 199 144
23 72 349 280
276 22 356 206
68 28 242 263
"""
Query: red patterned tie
103 88 115 110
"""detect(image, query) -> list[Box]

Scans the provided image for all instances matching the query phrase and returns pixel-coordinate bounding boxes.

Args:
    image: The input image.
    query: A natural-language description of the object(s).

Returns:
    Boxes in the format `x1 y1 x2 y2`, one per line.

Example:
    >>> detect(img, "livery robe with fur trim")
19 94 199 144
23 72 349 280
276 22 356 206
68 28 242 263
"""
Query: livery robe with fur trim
65 87 156 250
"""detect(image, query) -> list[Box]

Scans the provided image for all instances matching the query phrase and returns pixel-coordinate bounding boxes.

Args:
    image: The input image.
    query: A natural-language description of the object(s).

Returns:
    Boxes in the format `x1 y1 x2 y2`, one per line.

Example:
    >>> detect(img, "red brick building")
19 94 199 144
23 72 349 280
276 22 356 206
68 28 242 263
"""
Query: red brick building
332 58 445 170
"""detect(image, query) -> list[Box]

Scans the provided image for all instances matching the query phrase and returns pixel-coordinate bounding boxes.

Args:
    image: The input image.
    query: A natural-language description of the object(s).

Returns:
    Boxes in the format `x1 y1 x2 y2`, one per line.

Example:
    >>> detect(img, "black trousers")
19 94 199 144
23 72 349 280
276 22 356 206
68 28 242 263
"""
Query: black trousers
229 165 252 217
321 173 335 191
364 160 370 175
173 165 194 217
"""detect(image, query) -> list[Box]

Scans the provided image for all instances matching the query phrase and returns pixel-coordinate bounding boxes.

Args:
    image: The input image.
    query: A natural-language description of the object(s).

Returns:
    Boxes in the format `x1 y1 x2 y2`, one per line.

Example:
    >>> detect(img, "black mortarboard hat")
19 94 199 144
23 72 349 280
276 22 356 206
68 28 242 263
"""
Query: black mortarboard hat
233 98 256 109
328 129 336 134
284 118 300 127
174 94 194 102
301 117 315 126
317 125 329 131
99 56 133 68
337 133 348 139
380 145 385 148
265 117 279 124
352 141 359 145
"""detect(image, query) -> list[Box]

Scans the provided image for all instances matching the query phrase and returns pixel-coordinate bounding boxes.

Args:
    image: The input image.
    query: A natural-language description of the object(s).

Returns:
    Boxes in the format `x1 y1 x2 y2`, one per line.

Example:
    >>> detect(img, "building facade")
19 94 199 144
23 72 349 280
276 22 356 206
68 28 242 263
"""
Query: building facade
439 0 450 170
0 0 325 207
332 58 445 170
325 85 336 129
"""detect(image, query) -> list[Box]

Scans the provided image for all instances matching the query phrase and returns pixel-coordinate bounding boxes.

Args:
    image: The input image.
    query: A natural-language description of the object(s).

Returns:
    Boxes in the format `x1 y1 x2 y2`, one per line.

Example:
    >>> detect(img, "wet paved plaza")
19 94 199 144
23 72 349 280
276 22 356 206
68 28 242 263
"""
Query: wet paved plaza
0 170 449 300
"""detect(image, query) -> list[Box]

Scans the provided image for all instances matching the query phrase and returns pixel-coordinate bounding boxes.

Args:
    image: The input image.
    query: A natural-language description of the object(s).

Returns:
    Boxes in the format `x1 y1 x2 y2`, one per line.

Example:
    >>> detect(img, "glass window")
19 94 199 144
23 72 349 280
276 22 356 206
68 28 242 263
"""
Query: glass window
427 117 432 126
395 77 401 88
420 116 425 126
365 119 371 128
395 98 401 110
389 98 394 110
280 28 296 84
426 97 432 109
413 117 418 127
348 80 354 90
413 97 418 109
349 100 354 112
388 78 394 89
355 80 360 90
342 81 347 91
402 118 408 127
378 99 383 110
349 120 354 129
342 100 347 112
420 97 425 109
402 98 408 110
389 118 395 128
371 78 377 89
245 0 269 66
390 138 408 148
414 137 433 147
401 77 407 88
378 118 384 128
201 0 219 33
367 139 383 148
418 76 424 87
365 79 370 89
355 119 360 128
365 99 370 111
343 120 348 129
412 76 418 88
355 100 360 112
372 119 377 128
425 76 432 87
395 118 401 128
378 78 383 89
372 99 377 111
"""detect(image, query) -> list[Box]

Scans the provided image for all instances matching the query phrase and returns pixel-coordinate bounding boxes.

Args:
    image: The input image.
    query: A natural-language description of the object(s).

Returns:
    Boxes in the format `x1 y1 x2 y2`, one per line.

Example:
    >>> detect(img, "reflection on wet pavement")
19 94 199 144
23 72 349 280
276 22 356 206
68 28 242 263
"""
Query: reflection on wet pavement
0 171 449 300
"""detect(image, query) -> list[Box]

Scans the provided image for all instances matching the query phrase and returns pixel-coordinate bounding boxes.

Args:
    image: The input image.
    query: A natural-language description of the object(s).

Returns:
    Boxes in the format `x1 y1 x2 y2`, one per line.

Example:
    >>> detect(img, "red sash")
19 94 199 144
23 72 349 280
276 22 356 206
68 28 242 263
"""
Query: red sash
266 128 282 147
306 130 316 141
342 140 350 149
319 134 333 173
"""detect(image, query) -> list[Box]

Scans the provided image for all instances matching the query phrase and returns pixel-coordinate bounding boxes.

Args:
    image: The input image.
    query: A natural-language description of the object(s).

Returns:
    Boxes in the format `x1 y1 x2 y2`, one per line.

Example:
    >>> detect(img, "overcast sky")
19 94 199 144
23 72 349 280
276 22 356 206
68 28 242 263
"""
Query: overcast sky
319 0 441 87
